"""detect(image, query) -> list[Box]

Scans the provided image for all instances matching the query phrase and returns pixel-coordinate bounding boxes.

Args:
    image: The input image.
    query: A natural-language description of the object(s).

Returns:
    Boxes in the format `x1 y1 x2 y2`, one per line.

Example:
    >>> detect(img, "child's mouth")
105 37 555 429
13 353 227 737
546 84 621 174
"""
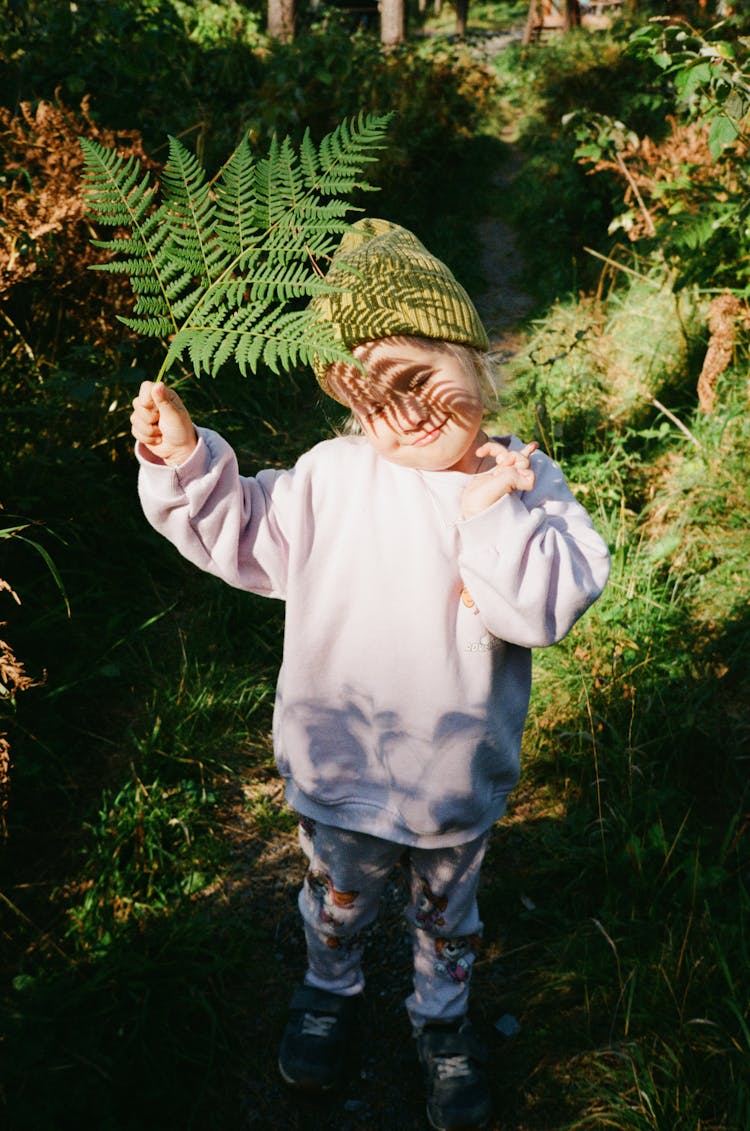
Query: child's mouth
411 420 447 446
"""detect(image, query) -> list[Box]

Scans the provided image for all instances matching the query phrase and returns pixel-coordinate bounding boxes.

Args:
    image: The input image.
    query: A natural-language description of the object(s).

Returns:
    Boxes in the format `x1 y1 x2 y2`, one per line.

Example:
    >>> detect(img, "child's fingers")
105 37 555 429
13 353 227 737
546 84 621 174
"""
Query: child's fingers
131 381 165 442
474 439 504 458
510 447 536 471
152 381 190 419
475 440 540 467
131 382 188 429
130 411 161 445
134 379 157 410
475 440 515 467
129 379 196 464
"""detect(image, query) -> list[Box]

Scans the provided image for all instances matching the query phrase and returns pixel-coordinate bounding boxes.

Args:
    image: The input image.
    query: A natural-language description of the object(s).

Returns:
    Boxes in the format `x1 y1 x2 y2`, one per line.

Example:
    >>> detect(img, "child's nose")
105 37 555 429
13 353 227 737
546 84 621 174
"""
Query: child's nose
395 390 430 429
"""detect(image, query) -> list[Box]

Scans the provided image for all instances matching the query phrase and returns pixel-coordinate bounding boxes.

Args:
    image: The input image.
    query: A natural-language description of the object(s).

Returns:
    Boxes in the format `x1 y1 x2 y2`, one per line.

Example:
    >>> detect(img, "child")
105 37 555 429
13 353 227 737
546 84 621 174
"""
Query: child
131 219 610 1131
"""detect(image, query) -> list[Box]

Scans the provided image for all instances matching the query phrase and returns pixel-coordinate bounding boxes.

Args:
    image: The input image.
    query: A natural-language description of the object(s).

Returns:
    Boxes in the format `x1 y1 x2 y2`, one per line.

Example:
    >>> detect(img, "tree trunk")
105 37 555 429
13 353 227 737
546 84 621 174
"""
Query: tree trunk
455 0 469 36
380 0 405 45
565 0 581 28
267 0 295 42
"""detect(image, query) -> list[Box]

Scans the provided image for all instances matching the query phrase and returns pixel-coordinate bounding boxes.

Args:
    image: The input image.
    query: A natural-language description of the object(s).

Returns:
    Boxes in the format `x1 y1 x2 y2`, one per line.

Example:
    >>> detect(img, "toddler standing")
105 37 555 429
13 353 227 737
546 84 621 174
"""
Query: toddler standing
131 219 610 1131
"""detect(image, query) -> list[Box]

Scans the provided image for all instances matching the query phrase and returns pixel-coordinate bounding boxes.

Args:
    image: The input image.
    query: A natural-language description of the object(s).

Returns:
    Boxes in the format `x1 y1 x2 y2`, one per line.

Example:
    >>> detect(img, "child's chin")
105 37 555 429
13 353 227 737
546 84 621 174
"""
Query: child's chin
409 451 467 473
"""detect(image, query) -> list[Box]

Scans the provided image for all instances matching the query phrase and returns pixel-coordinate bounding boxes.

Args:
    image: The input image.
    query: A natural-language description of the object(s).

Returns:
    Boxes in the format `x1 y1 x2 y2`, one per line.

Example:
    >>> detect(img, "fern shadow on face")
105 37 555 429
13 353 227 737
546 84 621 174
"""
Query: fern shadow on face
327 336 487 473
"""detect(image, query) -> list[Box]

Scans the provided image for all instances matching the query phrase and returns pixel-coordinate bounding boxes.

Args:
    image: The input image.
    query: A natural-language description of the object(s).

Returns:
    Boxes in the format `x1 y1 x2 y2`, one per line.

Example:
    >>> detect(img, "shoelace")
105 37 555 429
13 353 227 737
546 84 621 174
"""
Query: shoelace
434 1054 473 1080
300 1011 338 1038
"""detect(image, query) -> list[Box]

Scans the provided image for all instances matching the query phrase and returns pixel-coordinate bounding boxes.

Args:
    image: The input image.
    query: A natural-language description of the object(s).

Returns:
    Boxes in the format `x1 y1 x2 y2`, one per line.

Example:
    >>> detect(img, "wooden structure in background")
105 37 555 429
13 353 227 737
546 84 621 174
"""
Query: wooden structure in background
523 0 623 41
522 0 579 42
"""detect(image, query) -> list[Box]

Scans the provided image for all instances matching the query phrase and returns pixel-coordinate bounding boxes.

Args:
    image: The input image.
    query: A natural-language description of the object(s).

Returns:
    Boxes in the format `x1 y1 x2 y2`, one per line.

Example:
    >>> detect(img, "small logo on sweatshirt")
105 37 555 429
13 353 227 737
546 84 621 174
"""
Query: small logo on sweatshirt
465 633 503 654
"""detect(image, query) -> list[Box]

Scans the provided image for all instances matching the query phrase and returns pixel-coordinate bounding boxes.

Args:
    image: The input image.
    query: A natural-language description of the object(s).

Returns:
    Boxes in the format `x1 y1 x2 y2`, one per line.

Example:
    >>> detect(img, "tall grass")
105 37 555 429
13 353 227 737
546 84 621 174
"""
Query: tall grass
482 263 749 1130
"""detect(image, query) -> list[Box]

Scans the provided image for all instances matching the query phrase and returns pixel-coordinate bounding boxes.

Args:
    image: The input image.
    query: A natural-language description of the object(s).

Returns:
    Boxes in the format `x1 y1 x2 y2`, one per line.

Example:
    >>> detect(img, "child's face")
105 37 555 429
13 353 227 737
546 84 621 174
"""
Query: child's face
331 339 486 473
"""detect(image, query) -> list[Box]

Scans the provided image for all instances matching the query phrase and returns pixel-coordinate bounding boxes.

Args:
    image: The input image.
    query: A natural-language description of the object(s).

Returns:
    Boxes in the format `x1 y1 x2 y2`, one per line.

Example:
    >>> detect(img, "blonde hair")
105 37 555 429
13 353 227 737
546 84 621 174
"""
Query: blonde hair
325 335 500 435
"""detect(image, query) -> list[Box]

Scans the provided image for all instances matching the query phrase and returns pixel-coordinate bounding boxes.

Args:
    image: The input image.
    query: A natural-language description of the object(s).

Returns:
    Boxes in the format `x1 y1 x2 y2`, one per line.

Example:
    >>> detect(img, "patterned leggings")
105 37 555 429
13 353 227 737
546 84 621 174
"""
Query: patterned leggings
296 816 489 1028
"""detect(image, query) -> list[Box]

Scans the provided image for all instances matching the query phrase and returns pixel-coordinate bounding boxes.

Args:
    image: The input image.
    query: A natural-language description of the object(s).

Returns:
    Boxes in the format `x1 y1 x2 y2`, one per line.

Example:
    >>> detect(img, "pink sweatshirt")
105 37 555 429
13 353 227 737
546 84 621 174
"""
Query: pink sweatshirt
137 429 610 848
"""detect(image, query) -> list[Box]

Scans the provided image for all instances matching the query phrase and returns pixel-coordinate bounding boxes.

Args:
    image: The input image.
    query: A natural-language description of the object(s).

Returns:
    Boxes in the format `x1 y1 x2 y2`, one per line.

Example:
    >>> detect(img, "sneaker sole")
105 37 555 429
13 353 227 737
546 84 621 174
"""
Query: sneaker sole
277 1055 337 1092
427 1099 493 1126
426 1102 492 1131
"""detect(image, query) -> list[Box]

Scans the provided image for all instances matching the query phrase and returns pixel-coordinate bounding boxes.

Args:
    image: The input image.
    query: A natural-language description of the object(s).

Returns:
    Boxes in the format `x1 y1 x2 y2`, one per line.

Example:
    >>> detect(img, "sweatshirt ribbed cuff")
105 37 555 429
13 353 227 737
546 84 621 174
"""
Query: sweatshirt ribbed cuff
135 432 210 499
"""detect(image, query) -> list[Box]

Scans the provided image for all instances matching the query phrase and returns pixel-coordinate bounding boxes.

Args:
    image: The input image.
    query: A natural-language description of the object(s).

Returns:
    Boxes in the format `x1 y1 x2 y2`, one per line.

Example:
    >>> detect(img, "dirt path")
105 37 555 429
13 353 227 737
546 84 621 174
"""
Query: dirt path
220 801 530 1131
474 155 535 364
467 30 536 363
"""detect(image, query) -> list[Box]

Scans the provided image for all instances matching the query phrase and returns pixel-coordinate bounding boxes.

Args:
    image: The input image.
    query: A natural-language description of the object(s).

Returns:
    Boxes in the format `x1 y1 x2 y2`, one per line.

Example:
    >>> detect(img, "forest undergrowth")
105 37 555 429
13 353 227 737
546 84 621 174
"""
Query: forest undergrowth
1 3 749 1129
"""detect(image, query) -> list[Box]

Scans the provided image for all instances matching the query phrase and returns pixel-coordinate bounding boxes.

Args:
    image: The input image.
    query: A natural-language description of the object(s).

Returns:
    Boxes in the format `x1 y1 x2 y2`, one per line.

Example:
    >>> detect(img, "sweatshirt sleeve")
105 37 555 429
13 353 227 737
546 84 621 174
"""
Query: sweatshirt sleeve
136 426 294 598
457 445 610 648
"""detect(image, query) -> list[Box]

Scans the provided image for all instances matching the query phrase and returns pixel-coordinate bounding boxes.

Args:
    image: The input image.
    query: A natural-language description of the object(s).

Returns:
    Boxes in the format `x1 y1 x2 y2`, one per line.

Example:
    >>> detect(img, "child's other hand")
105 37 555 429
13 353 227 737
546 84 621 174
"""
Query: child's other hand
461 441 538 519
131 381 198 467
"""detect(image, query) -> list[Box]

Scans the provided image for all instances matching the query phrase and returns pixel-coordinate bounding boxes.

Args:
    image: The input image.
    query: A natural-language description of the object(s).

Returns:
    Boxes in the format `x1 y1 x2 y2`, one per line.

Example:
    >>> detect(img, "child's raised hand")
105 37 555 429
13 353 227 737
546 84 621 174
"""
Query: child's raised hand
461 440 539 519
130 380 198 467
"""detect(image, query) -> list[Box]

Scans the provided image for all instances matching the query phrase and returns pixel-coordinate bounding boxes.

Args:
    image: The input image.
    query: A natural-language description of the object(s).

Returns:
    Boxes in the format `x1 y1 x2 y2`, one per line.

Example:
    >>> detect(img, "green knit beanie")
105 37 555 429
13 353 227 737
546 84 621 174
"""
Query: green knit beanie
309 218 489 399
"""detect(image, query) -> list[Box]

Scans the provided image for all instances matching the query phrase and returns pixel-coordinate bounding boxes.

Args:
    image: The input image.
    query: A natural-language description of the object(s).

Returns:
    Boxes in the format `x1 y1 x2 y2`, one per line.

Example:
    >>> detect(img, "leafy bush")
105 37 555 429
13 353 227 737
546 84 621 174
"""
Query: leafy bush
0 574 40 837
568 20 750 295
499 272 705 460
486 248 749 1130
493 28 675 300
1 0 192 133
241 24 503 272
171 0 264 46
0 95 157 366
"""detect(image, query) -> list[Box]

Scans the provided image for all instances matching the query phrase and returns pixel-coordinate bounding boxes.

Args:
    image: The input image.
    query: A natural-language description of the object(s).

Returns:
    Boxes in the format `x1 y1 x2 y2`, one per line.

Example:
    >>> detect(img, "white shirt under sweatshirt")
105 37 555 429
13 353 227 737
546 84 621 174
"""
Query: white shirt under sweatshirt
137 428 610 848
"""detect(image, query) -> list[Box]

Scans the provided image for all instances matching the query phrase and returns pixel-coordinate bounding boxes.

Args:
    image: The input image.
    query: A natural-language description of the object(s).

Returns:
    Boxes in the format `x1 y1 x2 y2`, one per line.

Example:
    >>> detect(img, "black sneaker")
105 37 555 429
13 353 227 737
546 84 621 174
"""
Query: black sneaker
278 984 361 1091
415 1018 492 1131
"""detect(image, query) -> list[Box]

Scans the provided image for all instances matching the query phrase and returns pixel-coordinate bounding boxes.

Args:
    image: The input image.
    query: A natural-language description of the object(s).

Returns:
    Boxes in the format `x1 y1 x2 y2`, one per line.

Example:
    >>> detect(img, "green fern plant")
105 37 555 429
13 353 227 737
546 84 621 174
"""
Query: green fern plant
80 113 392 380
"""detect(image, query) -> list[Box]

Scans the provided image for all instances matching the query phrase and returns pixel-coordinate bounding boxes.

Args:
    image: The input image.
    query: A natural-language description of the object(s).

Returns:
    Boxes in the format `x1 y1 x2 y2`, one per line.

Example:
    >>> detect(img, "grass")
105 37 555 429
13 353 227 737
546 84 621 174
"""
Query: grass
481 267 750 1129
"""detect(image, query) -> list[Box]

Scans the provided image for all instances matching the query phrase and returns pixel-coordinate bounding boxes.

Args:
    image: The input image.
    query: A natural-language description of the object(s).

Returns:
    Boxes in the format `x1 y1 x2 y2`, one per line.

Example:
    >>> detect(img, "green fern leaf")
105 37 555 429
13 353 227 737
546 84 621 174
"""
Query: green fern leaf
160 135 224 286
213 137 262 259
81 112 392 381
299 128 320 187
80 139 178 334
119 314 174 336
314 112 389 195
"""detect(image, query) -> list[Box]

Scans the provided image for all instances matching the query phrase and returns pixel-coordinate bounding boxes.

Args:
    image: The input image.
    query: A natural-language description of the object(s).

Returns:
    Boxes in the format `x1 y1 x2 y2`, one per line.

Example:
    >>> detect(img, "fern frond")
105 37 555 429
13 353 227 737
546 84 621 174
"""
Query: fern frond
213 137 262 259
314 112 391 195
81 112 392 380
80 139 179 335
118 314 174 336
80 140 155 225
165 303 353 379
160 136 225 286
